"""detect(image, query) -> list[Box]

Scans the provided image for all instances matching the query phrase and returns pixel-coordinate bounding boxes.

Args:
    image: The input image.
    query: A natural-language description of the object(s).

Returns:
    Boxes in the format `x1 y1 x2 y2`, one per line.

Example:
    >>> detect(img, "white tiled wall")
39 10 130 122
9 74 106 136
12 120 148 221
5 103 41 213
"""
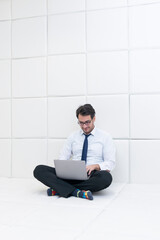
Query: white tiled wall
0 100 11 138
112 140 129 183
0 139 11 177
48 97 85 138
129 4 160 48
48 13 85 54
0 21 11 58
0 0 11 21
12 58 46 97
12 0 47 19
87 95 129 138
12 139 47 178
87 0 128 9
130 140 160 184
87 51 128 94
0 0 160 184
0 60 11 98
48 0 85 14
12 17 47 58
48 54 86 96
130 49 160 93
12 98 47 138
87 8 128 51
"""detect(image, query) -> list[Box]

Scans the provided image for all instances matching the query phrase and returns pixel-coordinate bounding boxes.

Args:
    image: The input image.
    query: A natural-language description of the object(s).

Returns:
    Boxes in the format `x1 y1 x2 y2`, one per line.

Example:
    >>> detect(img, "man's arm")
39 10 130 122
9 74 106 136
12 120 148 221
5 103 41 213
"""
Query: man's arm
99 134 116 171
59 135 73 160
86 134 115 174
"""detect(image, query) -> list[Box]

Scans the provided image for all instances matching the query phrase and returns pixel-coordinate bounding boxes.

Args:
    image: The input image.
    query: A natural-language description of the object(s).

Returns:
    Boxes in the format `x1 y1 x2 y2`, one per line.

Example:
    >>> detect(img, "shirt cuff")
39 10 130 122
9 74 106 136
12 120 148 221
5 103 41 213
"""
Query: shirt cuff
99 161 115 172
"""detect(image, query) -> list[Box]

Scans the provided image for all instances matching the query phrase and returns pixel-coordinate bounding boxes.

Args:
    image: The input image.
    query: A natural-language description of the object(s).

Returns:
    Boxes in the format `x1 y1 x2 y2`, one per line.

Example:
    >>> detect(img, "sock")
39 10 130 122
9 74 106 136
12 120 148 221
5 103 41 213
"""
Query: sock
71 189 93 200
47 188 59 196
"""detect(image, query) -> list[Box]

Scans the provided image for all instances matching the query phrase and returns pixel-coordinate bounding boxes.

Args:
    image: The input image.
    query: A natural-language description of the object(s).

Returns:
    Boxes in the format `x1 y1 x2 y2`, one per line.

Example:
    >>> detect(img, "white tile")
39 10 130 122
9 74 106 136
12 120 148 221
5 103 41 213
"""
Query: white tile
48 139 65 166
0 60 11 98
12 0 46 19
78 230 159 240
130 49 160 93
48 54 86 96
128 0 160 6
0 100 11 138
0 201 39 226
2 226 79 240
12 58 46 97
12 139 47 178
87 51 128 94
110 184 160 209
87 95 129 138
0 179 160 240
80 189 160 239
130 140 160 184
48 13 85 54
48 97 86 138
0 0 11 20
112 140 129 183
12 98 47 138
0 21 11 59
87 8 128 51
0 139 11 177
12 17 46 58
87 0 127 10
130 95 160 138
0 225 10 239
121 183 160 195
48 0 85 14
17 204 101 231
129 4 160 48
0 178 59 204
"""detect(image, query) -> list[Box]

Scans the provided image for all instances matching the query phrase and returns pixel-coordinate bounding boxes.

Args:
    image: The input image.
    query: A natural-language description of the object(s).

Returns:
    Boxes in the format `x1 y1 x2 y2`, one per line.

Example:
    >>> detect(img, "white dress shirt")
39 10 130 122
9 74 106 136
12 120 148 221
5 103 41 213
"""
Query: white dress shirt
59 127 116 171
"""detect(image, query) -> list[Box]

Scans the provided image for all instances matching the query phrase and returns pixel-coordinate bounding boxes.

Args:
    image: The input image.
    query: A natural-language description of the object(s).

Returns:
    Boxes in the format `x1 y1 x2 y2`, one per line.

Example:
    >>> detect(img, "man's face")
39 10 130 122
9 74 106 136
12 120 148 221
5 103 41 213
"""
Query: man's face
78 114 95 134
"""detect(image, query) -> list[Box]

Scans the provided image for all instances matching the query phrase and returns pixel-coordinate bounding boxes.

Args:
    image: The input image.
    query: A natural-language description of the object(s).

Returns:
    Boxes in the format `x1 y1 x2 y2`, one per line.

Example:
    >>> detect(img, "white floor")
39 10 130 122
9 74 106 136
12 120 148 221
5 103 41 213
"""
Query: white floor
0 178 160 240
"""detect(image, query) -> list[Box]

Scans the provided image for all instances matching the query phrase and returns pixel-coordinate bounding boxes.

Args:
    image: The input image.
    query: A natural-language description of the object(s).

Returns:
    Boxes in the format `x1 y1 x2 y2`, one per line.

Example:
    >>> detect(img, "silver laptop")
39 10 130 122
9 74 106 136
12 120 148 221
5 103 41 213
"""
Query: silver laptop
54 160 89 180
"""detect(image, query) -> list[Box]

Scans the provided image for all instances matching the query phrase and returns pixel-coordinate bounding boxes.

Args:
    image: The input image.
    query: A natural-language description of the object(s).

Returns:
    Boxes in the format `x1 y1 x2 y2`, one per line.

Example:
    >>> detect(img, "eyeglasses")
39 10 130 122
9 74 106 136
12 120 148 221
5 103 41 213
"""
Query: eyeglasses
78 120 92 126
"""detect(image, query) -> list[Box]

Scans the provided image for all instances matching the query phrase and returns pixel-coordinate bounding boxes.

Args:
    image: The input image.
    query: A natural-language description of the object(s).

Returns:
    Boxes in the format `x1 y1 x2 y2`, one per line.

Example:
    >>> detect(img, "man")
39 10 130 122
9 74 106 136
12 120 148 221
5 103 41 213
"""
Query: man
33 104 116 200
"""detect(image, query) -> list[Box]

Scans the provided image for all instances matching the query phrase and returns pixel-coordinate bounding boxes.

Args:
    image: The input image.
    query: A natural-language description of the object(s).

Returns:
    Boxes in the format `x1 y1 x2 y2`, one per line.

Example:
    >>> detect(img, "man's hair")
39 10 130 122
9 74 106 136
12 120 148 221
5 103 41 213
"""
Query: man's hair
76 104 95 119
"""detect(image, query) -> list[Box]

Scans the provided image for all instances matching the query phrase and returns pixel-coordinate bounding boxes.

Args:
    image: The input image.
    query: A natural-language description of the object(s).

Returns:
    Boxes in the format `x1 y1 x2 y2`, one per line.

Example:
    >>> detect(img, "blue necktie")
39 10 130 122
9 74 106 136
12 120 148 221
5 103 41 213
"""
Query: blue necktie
81 134 91 162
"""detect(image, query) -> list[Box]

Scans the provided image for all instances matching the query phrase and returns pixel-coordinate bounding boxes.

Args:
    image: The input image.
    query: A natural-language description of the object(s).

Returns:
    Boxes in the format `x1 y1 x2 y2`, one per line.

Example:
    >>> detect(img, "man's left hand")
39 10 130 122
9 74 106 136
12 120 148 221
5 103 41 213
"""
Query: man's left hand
86 164 100 176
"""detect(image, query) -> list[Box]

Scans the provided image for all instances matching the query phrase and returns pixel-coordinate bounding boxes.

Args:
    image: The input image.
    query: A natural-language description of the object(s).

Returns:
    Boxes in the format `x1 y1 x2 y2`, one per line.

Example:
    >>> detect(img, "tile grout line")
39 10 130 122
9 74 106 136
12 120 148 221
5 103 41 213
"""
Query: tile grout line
2 92 160 102
127 0 131 184
10 0 13 178
46 0 49 165
85 0 88 104
0 1 159 23
3 46 160 61
2 137 160 140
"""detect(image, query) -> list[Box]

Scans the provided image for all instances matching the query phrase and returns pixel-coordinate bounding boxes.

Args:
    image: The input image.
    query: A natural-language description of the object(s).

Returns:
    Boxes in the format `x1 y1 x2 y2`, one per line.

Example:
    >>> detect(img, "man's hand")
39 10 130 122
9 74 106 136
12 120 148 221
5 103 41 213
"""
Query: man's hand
86 164 100 176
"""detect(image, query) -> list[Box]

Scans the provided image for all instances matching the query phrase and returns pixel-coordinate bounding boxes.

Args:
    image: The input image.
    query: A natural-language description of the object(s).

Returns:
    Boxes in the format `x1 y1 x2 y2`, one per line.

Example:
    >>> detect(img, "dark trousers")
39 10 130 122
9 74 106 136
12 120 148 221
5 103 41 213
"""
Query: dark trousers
33 165 113 198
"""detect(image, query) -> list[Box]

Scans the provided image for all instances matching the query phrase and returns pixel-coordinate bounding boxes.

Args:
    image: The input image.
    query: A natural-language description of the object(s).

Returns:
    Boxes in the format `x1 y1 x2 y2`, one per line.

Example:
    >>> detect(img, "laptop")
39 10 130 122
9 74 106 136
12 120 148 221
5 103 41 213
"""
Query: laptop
54 160 89 180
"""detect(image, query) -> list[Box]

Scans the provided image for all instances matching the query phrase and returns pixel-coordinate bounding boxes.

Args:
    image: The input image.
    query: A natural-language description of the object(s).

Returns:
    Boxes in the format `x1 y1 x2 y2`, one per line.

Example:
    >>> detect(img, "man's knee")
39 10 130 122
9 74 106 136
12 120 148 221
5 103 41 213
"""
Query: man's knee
33 165 45 179
97 171 113 189
102 171 113 188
